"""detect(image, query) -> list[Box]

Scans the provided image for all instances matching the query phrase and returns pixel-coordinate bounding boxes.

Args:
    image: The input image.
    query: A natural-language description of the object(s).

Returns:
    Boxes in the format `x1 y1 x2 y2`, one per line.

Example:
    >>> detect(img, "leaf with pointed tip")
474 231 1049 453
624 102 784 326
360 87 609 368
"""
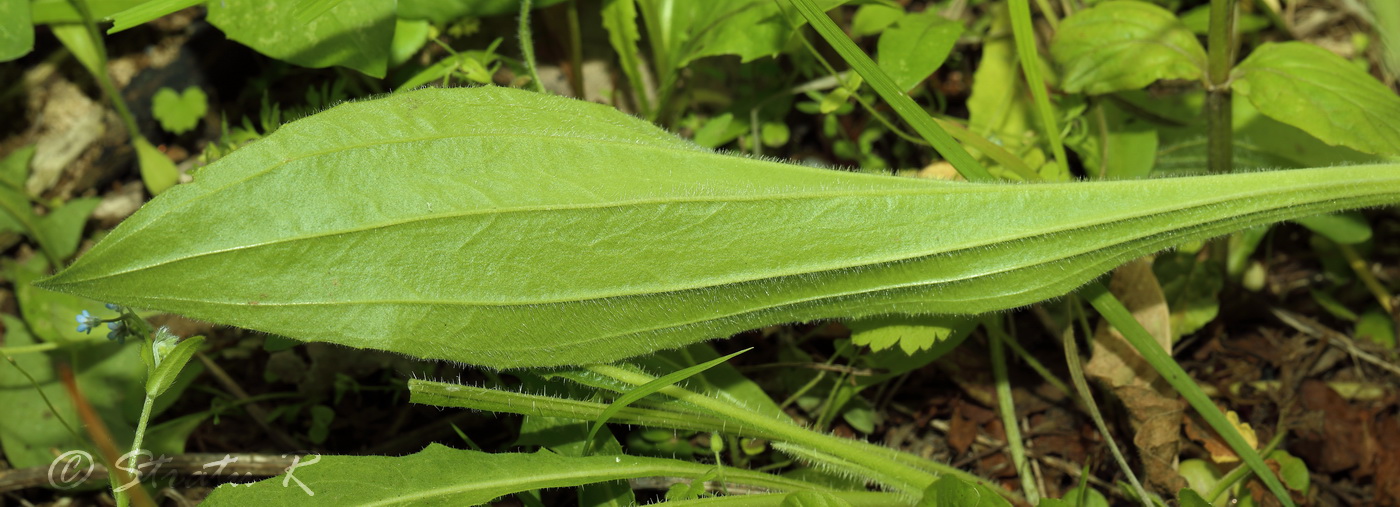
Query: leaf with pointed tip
37 87 1400 368
1232 41 1400 156
202 443 826 505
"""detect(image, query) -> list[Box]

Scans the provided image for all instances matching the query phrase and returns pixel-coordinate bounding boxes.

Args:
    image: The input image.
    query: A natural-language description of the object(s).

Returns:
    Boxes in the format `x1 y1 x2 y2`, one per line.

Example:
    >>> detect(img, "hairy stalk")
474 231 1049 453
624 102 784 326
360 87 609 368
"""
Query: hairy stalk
519 0 545 93
585 363 1016 500
984 316 1040 504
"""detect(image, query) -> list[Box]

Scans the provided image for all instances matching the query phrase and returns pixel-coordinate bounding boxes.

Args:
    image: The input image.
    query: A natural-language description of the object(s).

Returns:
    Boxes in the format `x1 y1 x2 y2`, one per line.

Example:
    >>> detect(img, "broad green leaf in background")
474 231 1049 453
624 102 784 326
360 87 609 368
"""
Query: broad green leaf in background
917 475 1012 507
106 0 203 34
208 0 395 78
6 257 113 346
1051 0 1206 94
0 144 32 191
0 0 33 61
876 9 963 92
397 0 568 23
29 0 145 24
202 443 828 505
1232 42 1400 156
0 315 140 470
1149 89 1382 174
1296 211 1371 245
638 0 846 70
389 17 430 67
1065 100 1159 179
152 86 209 135
850 2 902 37
1374 0 1400 78
39 87 1400 369
39 197 101 261
1154 251 1222 339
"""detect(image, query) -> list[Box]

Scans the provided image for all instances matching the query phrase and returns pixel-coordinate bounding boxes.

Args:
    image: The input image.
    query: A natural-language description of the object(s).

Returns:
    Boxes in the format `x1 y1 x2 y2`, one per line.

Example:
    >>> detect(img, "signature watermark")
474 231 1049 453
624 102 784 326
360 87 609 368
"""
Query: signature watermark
47 449 321 496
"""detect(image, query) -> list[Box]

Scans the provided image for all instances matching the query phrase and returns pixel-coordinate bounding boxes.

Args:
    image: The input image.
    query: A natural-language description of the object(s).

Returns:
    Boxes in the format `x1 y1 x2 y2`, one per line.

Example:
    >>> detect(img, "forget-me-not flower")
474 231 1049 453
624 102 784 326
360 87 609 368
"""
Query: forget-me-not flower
76 310 102 334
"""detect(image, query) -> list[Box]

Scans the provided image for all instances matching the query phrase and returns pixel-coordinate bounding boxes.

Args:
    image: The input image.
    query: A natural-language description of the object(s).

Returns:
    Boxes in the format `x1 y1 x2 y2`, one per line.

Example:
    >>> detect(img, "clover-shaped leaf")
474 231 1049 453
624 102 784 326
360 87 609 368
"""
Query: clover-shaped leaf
151 86 207 135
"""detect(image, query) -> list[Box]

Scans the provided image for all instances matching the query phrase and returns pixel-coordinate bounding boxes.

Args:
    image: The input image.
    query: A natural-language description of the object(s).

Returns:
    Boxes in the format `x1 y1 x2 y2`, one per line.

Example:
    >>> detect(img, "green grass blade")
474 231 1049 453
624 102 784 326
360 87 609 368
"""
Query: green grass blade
1082 282 1294 507
1007 0 1068 173
1060 319 1150 506
784 0 992 182
584 348 749 453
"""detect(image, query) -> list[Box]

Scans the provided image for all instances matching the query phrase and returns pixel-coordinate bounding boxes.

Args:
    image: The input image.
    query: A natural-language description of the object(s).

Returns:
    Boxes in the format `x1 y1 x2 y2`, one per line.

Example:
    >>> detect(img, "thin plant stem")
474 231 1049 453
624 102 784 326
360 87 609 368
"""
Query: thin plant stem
997 328 1073 399
0 342 62 356
586 363 1016 500
68 0 140 140
1206 0 1235 173
1060 326 1151 506
1339 242 1394 313
130 394 156 462
1031 0 1060 30
519 0 545 93
566 0 584 97
983 315 1041 504
3 356 84 442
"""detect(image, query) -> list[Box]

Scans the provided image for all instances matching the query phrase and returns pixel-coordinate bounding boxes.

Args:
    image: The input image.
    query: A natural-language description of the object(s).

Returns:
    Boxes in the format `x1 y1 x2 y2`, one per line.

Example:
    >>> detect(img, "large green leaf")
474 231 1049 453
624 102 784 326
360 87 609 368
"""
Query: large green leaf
0 0 32 62
0 314 140 470
1232 42 1400 156
876 9 963 92
38 87 1400 368
202 443 826 505
397 0 568 23
207 0 395 78
639 0 846 68
1051 0 1206 94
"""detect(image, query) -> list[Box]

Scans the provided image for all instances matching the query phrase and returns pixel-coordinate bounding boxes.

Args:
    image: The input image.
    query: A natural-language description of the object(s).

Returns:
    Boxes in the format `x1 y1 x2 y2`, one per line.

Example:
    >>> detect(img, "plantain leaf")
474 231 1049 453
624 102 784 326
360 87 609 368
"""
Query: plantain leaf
37 87 1400 368
1232 42 1400 156
1051 0 1206 94
202 443 826 505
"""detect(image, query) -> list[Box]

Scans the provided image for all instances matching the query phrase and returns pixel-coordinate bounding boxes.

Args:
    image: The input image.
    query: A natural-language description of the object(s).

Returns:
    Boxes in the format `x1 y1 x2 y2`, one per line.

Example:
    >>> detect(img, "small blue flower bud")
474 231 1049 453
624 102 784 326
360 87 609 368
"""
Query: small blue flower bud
152 327 179 368
105 303 121 311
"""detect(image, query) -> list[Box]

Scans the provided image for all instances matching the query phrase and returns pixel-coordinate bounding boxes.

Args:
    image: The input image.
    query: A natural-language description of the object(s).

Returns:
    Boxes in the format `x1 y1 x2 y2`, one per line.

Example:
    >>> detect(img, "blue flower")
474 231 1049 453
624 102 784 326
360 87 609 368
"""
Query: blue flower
105 303 122 311
75 310 101 334
106 321 125 344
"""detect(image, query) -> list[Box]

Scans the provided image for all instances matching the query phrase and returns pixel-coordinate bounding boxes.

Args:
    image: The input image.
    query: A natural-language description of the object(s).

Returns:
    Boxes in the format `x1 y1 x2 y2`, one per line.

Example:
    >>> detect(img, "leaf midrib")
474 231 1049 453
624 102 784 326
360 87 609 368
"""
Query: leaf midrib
109 179 1384 314
54 172 1360 297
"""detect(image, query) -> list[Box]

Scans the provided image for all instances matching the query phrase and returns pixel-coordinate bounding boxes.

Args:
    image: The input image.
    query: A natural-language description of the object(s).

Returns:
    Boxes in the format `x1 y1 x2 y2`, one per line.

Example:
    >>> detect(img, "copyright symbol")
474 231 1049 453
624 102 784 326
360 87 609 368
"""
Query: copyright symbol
48 450 95 489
